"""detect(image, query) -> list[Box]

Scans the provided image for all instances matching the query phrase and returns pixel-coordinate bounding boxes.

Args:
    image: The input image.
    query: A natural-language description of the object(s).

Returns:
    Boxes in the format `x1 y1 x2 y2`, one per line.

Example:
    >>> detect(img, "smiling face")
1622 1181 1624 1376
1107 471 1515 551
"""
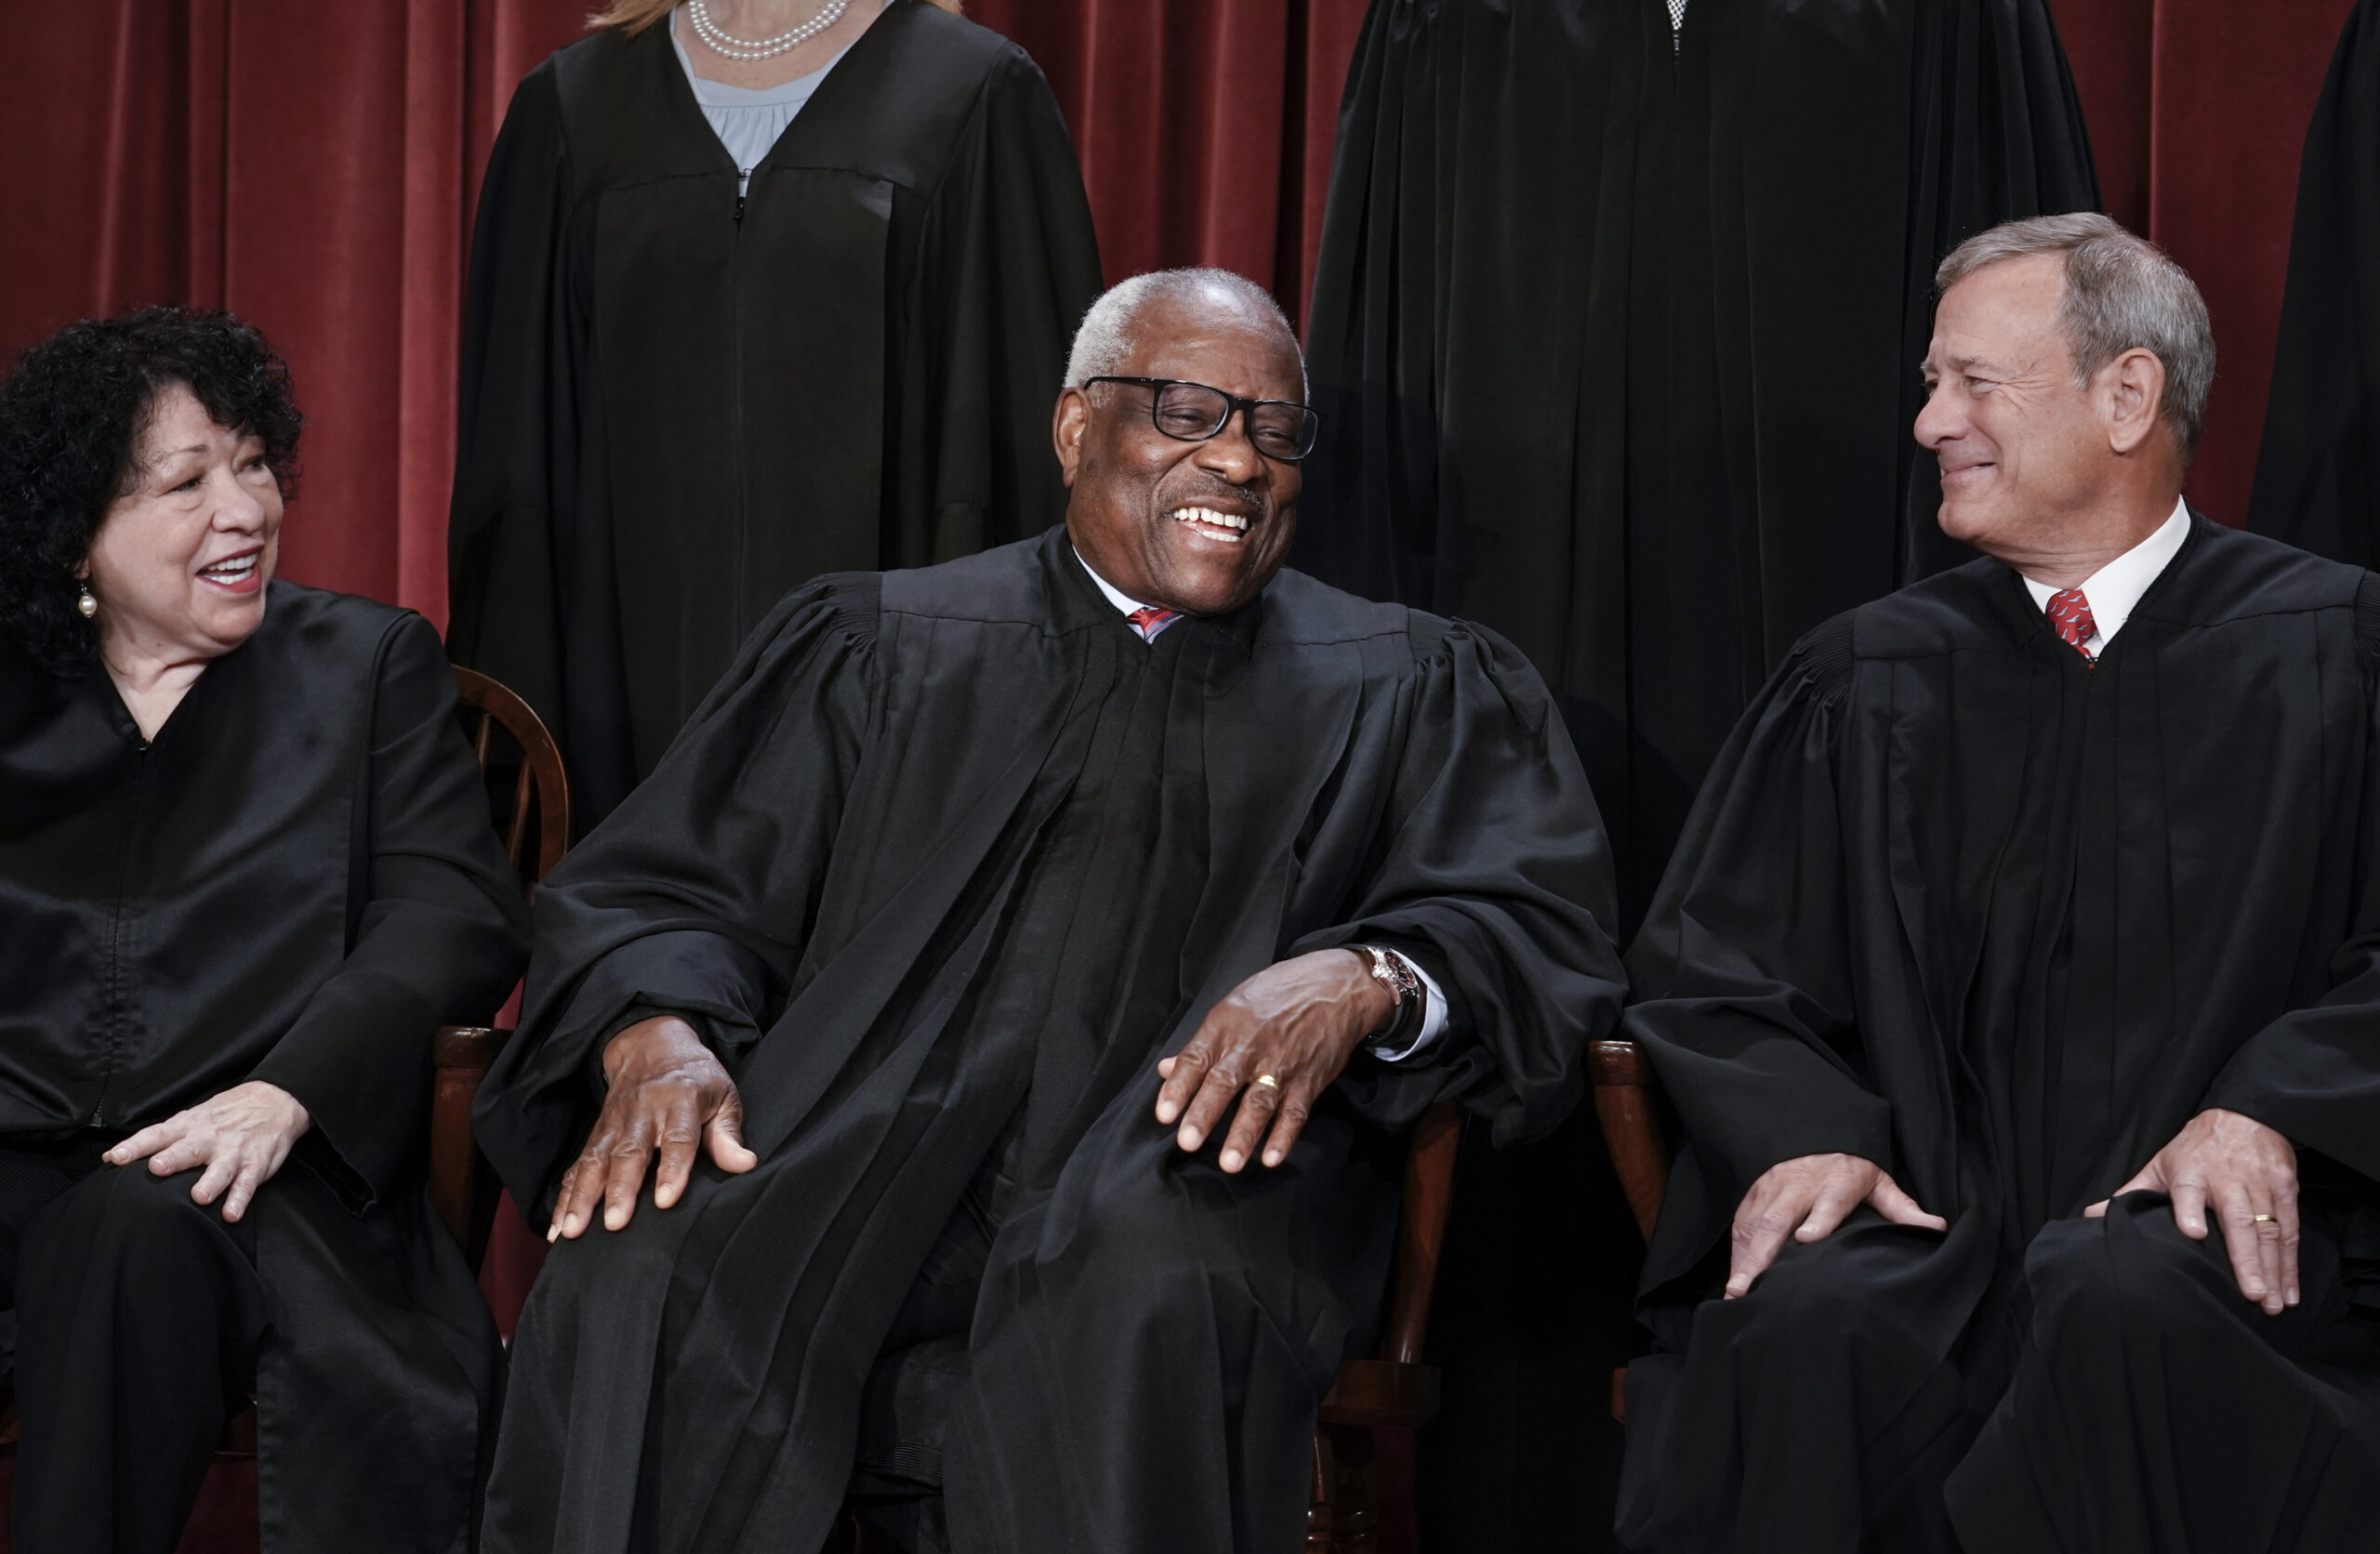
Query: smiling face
1915 254 2139 562
82 382 284 667
1054 288 1305 616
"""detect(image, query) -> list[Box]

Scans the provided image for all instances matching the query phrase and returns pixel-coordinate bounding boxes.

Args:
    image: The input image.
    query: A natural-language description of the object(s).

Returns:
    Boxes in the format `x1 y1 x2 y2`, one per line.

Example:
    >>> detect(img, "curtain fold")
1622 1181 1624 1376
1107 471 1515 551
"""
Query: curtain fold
0 3 2355 622
2050 0 2359 525
0 0 1367 632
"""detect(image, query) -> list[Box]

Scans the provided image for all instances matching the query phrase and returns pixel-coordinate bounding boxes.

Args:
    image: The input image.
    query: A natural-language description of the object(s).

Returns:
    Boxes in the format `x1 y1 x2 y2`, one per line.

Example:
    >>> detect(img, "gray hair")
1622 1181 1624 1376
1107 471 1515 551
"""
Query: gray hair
1064 268 1305 396
1936 213 2215 457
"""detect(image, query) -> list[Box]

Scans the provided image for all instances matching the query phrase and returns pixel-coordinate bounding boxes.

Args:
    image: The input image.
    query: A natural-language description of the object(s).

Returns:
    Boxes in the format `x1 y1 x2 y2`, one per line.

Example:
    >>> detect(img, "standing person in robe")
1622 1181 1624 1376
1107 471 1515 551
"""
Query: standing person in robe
473 268 1627 1554
1617 215 2380 1552
2250 0 2380 571
447 0 1103 826
1296 0 2100 921
0 309 527 1553
1293 10 2098 1536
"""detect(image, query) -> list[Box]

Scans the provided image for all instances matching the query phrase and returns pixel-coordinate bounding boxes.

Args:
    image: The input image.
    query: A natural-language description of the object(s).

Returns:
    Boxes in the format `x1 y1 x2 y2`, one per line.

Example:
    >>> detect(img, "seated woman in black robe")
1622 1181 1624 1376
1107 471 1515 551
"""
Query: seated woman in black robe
0 309 530 1554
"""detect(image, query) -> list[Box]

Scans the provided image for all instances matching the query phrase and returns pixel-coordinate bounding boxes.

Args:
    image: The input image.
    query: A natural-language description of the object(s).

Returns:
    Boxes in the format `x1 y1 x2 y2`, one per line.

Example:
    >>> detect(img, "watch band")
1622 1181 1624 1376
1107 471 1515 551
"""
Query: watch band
1355 943 1424 1049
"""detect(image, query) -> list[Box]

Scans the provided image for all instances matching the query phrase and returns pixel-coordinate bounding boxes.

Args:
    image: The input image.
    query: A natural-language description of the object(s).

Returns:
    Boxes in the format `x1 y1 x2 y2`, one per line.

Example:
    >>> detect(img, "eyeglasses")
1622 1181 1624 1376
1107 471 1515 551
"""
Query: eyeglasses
1084 376 1319 462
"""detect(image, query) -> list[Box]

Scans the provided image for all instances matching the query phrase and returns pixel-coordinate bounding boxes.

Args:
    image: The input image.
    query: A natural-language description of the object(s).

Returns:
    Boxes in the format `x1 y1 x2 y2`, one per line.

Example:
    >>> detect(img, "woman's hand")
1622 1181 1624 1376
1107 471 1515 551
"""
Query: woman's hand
1153 949 1396 1173
104 1080 312 1223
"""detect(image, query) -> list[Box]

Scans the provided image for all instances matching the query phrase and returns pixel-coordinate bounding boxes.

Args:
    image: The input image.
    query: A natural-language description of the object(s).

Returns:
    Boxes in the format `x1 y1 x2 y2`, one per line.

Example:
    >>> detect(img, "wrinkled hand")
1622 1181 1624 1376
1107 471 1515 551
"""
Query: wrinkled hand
1726 1152 1947 1298
2084 1107 2299 1316
104 1080 311 1224
1154 949 1395 1173
549 1016 758 1242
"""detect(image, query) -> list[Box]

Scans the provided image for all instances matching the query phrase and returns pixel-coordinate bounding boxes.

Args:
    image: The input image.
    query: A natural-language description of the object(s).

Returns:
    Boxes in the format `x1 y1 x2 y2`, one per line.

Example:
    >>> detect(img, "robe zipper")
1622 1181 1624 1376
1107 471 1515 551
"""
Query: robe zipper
729 170 749 649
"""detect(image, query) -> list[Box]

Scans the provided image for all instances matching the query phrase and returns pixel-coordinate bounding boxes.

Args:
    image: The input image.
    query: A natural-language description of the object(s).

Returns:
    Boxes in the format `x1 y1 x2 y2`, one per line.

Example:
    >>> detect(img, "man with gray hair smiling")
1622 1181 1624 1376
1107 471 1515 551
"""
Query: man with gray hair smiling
1616 213 2380 1551
472 266 1626 1553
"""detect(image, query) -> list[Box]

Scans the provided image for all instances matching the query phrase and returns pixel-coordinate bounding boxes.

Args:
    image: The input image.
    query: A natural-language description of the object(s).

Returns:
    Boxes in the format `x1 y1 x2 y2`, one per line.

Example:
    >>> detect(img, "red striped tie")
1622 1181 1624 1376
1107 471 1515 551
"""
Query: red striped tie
1126 605 1179 642
2045 588 2096 662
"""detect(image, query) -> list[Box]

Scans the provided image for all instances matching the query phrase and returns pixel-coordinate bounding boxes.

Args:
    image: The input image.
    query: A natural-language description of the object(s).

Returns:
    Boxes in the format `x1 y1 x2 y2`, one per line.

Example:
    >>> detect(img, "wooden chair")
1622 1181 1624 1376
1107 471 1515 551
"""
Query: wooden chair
1306 1099 1466 1552
429 665 570 1255
1589 1039 1671 1422
0 666 568 1539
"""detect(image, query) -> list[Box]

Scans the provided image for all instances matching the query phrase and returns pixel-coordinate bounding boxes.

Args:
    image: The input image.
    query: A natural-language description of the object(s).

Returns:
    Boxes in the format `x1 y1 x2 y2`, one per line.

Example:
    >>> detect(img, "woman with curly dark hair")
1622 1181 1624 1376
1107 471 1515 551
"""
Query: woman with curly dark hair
0 307 528 1554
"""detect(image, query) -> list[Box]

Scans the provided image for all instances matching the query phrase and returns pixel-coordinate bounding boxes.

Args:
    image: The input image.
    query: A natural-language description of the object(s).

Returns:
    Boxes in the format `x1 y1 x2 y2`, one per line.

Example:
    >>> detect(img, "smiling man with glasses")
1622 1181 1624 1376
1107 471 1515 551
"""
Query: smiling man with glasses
474 267 1626 1554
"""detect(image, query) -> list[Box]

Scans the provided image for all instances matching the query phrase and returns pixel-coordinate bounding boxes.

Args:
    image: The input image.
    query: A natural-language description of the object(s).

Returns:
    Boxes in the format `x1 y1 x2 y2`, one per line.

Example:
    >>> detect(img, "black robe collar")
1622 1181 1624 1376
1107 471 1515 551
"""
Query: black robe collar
1038 523 1268 665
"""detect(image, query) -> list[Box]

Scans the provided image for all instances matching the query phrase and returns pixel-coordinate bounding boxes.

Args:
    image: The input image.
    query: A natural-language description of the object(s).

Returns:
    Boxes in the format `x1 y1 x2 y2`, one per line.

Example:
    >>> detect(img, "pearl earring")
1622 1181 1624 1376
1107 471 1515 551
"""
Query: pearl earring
76 583 97 619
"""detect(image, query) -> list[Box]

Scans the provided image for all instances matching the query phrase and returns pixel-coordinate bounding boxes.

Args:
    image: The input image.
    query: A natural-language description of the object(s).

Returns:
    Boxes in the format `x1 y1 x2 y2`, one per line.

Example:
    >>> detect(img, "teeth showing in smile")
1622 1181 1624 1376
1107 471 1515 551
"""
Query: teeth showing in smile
199 556 258 585
1170 505 1249 542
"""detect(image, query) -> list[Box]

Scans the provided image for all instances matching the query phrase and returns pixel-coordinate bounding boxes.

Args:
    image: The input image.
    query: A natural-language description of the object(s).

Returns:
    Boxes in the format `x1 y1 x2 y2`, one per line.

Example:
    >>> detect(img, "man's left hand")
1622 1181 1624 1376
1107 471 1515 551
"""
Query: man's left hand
1154 949 1396 1173
2084 1107 2299 1316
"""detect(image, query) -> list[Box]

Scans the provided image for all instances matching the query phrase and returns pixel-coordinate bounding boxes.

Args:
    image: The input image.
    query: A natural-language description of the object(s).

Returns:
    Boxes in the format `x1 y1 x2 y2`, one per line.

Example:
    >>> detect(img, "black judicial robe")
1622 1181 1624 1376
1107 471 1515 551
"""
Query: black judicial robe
446 1 1103 825
1294 0 2101 917
1291 10 2098 1536
474 526 1628 1552
2251 0 2380 569
1618 518 2380 1550
0 586 529 1551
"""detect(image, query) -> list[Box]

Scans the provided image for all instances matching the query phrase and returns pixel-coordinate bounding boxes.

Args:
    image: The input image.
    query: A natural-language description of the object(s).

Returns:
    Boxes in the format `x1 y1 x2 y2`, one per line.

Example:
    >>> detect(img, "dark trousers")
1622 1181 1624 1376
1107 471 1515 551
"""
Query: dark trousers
1 1139 267 1554
491 1104 1398 1554
1620 1193 2380 1552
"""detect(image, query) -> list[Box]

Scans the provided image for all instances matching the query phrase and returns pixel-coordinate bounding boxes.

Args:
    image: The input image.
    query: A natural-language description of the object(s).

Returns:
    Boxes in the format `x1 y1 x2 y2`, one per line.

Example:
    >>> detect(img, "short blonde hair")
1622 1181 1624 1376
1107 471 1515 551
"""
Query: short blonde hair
590 0 959 33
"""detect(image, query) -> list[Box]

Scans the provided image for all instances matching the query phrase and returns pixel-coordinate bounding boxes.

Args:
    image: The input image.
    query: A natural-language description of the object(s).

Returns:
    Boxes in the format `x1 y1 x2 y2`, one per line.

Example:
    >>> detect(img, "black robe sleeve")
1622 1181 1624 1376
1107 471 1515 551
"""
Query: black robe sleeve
474 578 880 1211
444 61 575 744
1620 619 1897 1272
1292 620 1630 1148
2203 584 2380 1179
888 46 1104 563
249 614 531 1207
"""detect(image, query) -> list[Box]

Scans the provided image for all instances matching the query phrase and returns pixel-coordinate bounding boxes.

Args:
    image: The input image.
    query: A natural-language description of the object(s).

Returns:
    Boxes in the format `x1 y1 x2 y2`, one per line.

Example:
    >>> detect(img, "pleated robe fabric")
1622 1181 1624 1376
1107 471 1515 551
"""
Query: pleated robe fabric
1292 0 2101 919
1617 519 2380 1552
445 0 1103 826
473 526 1628 1553
2250 0 2380 570
0 585 529 1553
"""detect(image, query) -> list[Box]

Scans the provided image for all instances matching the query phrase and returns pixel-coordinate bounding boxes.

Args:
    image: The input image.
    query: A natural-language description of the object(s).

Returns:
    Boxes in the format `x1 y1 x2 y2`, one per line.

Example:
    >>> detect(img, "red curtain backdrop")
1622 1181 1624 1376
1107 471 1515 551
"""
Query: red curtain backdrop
0 0 1365 633
5 1 2344 618
2051 0 2360 524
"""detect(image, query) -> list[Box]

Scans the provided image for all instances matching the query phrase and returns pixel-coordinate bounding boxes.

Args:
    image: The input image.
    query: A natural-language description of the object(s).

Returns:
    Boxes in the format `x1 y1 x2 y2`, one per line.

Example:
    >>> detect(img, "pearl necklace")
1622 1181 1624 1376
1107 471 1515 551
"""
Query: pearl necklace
686 0 850 61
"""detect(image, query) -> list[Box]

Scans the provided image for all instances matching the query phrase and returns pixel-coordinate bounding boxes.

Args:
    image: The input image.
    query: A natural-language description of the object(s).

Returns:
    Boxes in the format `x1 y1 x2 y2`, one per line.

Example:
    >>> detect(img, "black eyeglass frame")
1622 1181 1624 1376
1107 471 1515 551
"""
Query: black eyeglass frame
1082 375 1320 463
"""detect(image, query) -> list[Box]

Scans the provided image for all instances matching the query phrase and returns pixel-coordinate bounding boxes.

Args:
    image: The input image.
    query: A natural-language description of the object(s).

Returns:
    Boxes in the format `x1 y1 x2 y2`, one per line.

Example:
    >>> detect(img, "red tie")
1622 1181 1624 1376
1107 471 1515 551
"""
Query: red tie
2045 588 2096 662
1126 605 1179 642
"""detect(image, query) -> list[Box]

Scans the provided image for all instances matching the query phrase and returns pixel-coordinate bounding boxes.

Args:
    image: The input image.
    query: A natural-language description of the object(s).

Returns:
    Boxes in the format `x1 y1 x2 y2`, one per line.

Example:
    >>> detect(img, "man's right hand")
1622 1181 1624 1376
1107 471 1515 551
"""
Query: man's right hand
549 1016 759 1242
1725 1152 1946 1298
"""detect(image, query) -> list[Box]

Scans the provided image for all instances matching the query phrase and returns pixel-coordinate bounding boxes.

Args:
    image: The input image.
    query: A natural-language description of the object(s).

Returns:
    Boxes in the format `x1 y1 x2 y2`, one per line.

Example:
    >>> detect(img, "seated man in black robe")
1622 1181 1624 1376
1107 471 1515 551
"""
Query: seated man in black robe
474 267 1627 1554
1616 213 2380 1553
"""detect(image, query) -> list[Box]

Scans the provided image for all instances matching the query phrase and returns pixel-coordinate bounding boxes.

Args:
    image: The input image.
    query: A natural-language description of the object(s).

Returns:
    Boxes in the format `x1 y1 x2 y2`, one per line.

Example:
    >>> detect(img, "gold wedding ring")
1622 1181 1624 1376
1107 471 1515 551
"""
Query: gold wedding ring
2253 1214 2278 1223
1253 1073 1280 1090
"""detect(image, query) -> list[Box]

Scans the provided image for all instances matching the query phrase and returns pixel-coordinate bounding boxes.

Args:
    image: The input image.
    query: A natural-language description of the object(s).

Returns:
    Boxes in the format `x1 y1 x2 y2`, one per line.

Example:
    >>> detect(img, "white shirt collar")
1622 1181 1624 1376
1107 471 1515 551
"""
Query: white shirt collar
1074 547 1150 615
1072 547 1186 641
2017 496 2190 652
